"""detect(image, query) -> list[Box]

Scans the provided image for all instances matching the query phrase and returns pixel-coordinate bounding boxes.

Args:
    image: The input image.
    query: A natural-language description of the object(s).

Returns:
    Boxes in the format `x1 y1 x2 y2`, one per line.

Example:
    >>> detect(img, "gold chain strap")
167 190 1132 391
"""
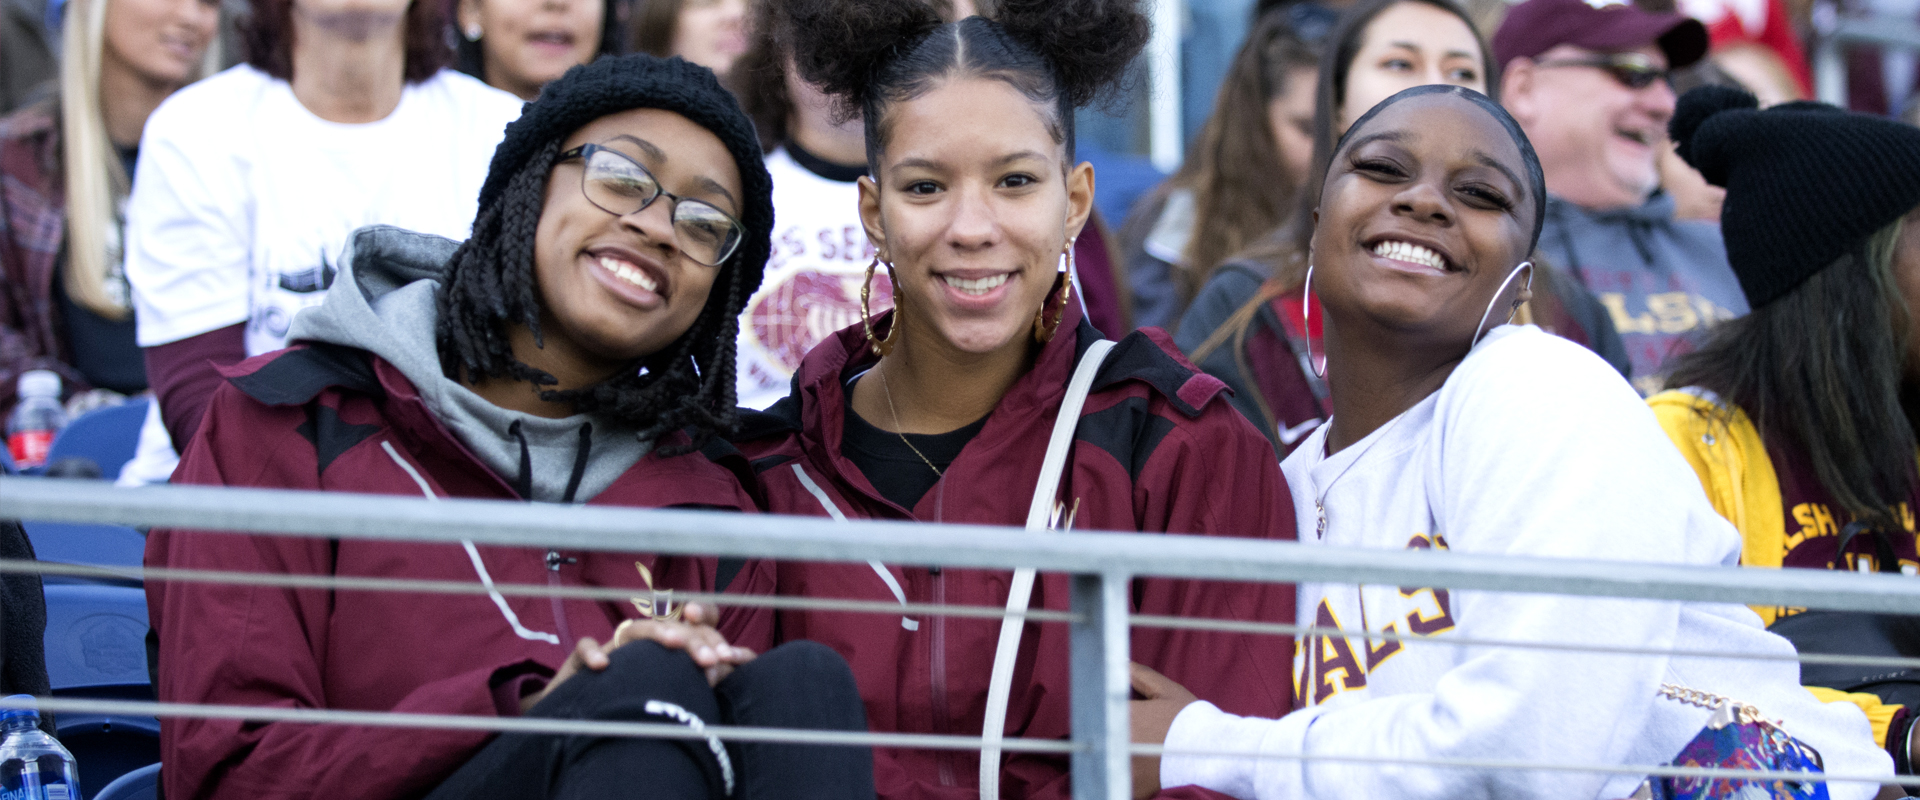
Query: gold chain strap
1659 683 1771 728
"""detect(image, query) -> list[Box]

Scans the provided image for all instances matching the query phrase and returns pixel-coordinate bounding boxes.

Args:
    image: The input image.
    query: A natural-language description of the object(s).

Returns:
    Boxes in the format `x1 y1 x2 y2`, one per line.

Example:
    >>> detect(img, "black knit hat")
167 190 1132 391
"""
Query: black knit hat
1670 85 1920 308
478 54 774 296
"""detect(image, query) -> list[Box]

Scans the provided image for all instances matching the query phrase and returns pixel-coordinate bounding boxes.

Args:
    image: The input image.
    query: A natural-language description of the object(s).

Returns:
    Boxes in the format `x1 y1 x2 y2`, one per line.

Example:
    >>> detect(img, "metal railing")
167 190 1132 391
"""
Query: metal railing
1812 4 1920 107
4 474 1918 799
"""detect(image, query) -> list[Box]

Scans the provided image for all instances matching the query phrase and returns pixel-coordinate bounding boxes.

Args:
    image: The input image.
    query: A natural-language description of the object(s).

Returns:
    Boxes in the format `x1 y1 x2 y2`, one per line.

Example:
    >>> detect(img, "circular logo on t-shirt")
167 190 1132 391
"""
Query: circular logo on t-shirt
746 269 892 372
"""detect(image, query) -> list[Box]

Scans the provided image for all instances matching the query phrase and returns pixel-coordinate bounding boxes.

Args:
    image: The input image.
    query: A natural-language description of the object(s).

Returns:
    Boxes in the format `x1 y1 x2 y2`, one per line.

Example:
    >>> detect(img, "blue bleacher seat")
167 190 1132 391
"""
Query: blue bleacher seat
90 759 159 800
24 522 145 572
44 399 148 481
42 583 160 795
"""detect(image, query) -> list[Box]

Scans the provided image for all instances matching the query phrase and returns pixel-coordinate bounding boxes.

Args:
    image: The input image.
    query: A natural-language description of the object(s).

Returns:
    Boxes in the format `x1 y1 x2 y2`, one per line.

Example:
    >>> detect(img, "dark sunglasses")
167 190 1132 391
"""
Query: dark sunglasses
1533 52 1670 90
558 144 746 268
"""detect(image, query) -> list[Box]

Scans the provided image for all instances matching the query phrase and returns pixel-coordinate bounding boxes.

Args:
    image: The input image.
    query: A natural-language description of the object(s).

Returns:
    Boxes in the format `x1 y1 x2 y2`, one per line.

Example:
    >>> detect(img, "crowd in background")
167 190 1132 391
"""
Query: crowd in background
1 0 1919 796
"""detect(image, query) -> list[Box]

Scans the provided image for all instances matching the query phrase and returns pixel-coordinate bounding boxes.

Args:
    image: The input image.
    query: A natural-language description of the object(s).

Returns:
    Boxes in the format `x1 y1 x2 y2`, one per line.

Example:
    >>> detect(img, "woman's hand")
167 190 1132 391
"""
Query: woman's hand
518 603 755 713
1130 662 1198 799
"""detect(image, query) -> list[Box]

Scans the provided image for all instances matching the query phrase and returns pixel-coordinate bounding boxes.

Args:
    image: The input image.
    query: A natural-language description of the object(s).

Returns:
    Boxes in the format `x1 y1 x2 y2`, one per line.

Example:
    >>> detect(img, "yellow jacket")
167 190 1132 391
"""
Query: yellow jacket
1648 388 1901 748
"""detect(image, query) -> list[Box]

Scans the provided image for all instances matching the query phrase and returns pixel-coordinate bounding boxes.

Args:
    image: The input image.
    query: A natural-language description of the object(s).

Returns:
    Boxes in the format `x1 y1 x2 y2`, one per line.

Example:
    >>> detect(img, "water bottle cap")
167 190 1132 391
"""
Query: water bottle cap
0 695 39 724
17 370 60 398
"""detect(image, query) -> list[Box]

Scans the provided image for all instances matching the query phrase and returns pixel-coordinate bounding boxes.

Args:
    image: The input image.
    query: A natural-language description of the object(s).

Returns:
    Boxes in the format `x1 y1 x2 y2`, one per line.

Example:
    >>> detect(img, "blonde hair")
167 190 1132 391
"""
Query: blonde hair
58 0 217 320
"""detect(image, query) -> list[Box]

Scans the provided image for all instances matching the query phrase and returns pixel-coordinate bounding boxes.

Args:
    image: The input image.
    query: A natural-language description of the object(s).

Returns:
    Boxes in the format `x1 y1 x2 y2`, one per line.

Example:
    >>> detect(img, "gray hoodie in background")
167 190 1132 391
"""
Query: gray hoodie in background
1539 193 1747 395
288 225 651 503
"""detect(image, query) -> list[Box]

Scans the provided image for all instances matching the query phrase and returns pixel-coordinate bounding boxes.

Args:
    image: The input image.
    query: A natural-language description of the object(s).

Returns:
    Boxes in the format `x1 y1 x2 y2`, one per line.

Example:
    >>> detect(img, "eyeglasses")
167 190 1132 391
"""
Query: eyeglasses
558 143 746 268
1533 52 1670 90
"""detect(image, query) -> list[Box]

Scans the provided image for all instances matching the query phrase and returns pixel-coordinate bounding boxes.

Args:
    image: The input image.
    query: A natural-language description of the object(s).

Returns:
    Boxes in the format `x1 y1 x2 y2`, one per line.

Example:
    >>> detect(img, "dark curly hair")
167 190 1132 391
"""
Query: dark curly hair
785 0 1150 173
434 135 753 453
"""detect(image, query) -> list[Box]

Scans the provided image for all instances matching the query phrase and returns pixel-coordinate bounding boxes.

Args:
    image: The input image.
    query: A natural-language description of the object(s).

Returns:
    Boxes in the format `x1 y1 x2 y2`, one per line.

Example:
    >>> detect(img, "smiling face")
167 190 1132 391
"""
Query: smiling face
859 77 1094 357
1504 43 1675 210
459 0 602 100
1311 93 1536 353
1338 1 1486 131
527 107 742 382
101 0 219 88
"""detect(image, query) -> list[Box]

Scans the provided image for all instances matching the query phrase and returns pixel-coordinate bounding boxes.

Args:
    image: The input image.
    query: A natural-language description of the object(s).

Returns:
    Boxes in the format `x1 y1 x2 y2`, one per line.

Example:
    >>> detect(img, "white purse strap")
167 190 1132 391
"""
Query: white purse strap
979 338 1117 800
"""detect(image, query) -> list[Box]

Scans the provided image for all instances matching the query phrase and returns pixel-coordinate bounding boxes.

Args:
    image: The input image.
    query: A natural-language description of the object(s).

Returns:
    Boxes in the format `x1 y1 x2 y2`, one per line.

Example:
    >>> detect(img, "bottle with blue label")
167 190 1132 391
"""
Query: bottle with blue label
0 696 80 800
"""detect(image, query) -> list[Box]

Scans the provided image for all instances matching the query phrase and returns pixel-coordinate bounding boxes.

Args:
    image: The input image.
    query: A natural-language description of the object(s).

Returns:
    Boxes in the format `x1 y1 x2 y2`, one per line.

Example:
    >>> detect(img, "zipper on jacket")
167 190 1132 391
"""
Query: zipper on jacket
929 568 957 787
546 550 577 647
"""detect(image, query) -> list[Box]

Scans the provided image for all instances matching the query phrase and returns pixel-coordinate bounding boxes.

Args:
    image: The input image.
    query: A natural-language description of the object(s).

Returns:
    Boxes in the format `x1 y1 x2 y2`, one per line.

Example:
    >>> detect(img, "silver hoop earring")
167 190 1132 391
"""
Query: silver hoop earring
1472 261 1534 348
1303 264 1326 378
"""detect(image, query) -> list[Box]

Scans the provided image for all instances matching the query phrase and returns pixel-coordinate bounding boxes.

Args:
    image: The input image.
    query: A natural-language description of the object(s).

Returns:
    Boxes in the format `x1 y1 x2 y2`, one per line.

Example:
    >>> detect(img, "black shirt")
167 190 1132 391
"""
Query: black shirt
50 144 146 395
840 391 988 512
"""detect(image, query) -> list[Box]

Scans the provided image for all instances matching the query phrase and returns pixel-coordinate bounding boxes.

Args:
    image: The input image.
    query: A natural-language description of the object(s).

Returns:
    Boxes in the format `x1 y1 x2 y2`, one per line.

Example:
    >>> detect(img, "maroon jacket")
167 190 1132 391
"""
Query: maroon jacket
723 304 1298 800
146 342 757 800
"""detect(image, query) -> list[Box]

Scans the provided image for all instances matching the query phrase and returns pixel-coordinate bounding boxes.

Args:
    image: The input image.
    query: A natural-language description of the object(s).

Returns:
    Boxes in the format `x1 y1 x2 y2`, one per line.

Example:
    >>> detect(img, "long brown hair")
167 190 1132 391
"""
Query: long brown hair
241 0 449 82
1667 221 1919 535
626 0 682 56
1163 7 1321 310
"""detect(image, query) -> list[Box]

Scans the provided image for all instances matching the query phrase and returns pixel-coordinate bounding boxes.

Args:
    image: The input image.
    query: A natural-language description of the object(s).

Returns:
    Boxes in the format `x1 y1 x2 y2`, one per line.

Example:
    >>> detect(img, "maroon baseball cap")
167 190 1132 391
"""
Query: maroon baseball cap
1492 0 1710 71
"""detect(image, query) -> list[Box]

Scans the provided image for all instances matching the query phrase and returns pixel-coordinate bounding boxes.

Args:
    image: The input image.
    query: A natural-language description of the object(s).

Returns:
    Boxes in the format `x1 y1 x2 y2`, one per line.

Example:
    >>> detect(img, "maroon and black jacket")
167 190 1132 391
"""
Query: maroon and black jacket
721 304 1299 800
146 343 757 800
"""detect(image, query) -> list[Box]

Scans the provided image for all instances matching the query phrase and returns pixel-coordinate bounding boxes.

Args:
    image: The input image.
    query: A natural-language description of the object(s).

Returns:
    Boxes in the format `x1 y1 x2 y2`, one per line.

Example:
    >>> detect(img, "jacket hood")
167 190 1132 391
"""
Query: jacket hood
287 225 651 503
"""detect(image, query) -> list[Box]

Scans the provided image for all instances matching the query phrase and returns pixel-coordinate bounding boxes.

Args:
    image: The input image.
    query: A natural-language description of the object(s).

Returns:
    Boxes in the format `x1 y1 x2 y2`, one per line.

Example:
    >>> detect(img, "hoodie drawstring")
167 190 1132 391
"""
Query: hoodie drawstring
507 420 534 501
561 422 592 504
380 440 561 646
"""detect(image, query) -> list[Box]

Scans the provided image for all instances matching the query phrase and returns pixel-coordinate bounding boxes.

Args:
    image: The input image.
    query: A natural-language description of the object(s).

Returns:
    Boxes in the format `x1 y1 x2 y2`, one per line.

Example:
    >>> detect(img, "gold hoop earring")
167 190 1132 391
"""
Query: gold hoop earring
861 257 901 358
1033 240 1075 344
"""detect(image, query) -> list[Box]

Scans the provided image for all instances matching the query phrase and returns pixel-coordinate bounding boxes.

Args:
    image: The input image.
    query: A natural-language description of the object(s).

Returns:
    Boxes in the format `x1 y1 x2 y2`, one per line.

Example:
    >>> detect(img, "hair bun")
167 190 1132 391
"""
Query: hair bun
993 0 1150 108
787 0 944 118
1670 85 1758 185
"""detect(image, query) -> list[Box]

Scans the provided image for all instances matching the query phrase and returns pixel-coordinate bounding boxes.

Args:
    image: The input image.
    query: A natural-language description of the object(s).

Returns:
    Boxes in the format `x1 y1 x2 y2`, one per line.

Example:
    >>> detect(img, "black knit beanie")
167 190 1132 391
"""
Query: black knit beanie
479 54 775 296
1670 85 1920 308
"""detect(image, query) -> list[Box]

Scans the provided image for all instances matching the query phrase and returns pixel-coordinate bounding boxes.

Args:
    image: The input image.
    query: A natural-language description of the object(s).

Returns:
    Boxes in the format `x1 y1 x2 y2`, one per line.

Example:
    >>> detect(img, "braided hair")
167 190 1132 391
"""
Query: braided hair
432 55 770 453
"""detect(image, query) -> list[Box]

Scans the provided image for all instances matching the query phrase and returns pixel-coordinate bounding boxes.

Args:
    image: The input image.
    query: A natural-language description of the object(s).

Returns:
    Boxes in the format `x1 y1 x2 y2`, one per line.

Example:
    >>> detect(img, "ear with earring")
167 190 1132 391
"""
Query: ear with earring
464 22 483 41
1472 261 1534 347
861 256 901 358
1032 238 1075 344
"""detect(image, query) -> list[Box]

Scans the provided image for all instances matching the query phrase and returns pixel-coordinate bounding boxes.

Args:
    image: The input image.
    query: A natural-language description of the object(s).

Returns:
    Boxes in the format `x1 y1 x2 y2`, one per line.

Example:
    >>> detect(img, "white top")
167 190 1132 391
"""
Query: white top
1161 325 1891 800
734 146 878 410
125 65 523 356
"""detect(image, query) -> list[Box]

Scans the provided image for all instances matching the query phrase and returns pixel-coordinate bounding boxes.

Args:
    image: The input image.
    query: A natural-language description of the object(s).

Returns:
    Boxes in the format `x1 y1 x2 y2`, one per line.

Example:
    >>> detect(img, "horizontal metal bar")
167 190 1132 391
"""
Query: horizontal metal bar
9 557 1909 671
1131 742 1915 787
6 696 1905 787
0 696 1077 755
1821 15 1920 50
1130 613 1920 672
0 559 1080 624
8 477 1920 614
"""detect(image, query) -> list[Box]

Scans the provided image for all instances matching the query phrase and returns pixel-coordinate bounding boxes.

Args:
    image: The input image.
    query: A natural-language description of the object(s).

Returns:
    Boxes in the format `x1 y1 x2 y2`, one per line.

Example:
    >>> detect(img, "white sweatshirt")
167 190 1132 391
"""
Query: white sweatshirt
1161 325 1891 800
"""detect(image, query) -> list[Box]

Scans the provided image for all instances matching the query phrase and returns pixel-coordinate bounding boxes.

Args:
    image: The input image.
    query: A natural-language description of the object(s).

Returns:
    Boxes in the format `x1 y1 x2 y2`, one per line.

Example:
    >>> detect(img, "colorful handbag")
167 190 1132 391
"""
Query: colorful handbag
1630 684 1829 800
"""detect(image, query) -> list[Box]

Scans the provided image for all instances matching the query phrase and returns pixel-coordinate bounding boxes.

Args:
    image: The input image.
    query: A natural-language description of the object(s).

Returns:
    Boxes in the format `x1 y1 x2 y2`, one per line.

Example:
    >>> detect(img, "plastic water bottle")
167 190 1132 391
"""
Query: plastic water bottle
0 696 80 800
6 371 67 469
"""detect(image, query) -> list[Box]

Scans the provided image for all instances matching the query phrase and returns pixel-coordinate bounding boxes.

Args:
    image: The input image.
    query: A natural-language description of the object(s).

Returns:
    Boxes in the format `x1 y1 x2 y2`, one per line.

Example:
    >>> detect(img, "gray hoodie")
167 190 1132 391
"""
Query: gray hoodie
289 225 650 503
1538 193 1747 395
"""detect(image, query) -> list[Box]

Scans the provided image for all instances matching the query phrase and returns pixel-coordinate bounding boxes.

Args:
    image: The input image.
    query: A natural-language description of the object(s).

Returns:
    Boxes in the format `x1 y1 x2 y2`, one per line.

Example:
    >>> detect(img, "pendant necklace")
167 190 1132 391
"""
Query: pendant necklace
877 361 944 479
1308 413 1410 539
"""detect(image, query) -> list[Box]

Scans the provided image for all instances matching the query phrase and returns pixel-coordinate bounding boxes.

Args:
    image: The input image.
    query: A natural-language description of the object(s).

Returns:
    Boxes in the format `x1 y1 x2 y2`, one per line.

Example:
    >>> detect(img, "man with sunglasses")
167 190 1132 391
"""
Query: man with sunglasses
1495 0 1747 394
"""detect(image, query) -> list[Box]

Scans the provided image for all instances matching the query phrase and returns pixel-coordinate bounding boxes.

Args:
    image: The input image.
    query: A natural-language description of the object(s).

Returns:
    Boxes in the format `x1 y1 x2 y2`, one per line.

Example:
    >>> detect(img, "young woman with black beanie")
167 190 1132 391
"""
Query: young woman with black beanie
145 55 873 800
1656 85 1920 782
1148 84 1889 799
717 2 1299 798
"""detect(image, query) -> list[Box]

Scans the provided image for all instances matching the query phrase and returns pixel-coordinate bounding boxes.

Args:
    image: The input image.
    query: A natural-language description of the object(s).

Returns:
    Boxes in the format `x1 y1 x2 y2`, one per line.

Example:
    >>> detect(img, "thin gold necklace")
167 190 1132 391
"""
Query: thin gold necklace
876 360 944 478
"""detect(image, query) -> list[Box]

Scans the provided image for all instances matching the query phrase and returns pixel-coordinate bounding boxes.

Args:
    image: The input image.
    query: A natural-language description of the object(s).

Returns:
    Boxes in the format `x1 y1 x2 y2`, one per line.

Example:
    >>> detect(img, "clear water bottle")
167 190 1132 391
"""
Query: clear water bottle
6 371 67 469
0 695 80 800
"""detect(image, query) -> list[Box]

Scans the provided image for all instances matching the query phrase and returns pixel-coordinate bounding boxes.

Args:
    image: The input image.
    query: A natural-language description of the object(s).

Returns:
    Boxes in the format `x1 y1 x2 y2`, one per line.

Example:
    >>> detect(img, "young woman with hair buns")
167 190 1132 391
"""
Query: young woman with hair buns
719 1 1299 798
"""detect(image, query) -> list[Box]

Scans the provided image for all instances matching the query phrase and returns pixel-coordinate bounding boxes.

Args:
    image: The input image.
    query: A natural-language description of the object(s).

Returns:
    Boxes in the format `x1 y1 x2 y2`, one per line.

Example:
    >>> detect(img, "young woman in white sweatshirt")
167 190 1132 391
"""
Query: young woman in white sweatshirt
1136 84 1896 800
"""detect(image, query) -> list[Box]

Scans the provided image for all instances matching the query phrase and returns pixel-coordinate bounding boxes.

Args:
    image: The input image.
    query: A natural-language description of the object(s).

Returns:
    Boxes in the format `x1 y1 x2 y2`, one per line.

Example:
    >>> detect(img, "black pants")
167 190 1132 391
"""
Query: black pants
426 640 875 799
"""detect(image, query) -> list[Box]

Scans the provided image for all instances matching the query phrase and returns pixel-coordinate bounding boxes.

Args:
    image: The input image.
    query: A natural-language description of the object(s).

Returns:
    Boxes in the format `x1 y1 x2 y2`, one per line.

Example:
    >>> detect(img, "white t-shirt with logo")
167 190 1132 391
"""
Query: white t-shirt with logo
126 64 523 356
734 147 884 410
